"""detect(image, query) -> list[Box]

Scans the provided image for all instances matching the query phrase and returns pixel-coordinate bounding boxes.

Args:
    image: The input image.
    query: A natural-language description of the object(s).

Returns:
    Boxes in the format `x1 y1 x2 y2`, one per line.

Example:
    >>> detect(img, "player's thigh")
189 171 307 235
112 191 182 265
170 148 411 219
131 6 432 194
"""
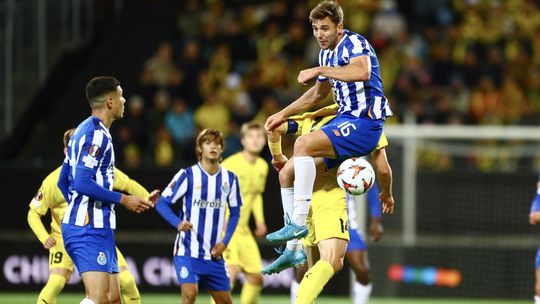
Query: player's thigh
346 250 369 275
293 130 336 158
81 271 112 301
318 238 348 270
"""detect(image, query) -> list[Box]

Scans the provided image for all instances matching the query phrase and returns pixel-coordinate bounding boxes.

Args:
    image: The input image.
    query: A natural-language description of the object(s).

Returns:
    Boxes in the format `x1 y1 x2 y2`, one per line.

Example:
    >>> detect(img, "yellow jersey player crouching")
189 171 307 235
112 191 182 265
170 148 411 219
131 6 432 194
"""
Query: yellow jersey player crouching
262 105 394 304
27 128 158 304
220 122 269 304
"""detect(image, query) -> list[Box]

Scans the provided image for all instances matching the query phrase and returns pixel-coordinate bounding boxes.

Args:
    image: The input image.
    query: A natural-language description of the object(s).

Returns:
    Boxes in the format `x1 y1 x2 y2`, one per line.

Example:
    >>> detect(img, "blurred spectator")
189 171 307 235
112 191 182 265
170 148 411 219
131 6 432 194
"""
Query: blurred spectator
164 97 196 160
468 76 501 125
154 126 174 167
177 39 207 107
140 41 182 91
147 89 171 134
371 0 407 42
176 0 203 39
194 88 230 135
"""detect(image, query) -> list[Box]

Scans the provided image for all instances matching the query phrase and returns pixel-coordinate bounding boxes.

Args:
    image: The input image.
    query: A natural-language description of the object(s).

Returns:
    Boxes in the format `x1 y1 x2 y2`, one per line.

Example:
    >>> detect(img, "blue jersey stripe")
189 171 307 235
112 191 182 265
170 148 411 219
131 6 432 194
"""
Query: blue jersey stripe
209 172 222 248
197 169 208 258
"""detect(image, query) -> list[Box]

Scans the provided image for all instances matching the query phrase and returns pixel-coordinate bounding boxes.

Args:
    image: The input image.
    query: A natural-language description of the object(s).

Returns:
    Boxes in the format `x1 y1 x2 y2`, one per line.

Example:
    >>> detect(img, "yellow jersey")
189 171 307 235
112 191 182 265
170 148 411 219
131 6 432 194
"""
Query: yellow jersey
28 167 150 244
222 152 269 234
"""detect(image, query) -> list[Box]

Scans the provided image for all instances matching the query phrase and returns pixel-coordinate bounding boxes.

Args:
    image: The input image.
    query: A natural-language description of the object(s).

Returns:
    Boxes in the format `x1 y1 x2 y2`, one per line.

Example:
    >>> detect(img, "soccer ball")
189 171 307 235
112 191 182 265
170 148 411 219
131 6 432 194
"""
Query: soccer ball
336 157 375 196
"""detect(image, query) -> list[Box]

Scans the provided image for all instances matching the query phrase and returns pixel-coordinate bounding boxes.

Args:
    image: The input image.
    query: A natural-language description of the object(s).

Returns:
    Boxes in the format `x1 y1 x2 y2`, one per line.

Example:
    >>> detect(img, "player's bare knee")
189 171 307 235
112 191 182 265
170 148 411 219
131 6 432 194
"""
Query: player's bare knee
182 290 197 303
331 259 344 273
293 135 310 156
278 163 294 186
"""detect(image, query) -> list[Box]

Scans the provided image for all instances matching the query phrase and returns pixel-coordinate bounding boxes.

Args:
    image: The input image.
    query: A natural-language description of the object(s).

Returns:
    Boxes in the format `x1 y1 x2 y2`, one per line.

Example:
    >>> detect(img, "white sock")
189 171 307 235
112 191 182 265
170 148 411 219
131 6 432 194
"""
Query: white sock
80 298 96 304
290 278 300 304
281 187 302 250
292 156 315 226
535 295 540 304
353 282 372 304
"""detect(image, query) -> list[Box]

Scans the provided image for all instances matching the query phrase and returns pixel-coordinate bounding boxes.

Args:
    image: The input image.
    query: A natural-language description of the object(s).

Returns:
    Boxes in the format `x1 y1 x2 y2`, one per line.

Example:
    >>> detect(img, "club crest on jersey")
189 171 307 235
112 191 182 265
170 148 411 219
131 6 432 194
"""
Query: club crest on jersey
97 252 107 265
221 182 230 194
180 266 189 279
34 191 43 201
332 129 341 137
89 144 101 157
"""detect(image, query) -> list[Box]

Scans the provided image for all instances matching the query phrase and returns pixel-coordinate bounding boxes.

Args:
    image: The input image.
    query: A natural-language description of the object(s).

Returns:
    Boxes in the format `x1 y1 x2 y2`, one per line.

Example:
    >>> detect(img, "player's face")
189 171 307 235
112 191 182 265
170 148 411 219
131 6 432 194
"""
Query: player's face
201 139 223 162
312 17 343 50
111 86 126 119
241 129 266 154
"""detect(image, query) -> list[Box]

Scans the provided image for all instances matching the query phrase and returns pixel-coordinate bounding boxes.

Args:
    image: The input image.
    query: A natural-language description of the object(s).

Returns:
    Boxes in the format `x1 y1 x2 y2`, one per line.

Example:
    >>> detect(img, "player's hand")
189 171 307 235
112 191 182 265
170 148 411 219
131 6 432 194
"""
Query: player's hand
297 67 320 85
380 192 394 214
147 189 161 206
177 221 193 232
254 222 268 237
370 218 383 242
529 212 540 225
120 194 154 213
211 242 226 259
271 155 288 172
265 112 286 132
43 236 56 250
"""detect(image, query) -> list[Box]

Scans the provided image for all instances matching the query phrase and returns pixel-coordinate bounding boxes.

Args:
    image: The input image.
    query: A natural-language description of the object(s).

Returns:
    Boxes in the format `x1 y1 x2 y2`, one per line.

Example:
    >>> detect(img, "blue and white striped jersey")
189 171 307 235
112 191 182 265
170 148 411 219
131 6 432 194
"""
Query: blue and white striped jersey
161 163 242 260
62 116 117 229
318 29 392 120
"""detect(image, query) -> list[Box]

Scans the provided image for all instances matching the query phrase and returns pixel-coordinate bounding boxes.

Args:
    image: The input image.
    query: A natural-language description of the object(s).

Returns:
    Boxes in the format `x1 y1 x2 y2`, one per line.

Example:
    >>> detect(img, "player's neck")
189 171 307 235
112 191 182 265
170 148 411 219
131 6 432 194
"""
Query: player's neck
200 158 220 175
242 150 257 164
92 111 113 128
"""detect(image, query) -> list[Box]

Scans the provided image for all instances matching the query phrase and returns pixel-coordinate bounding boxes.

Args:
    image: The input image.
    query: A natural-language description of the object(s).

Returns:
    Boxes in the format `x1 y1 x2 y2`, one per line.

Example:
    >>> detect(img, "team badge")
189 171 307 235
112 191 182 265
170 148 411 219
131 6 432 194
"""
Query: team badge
97 252 107 265
180 266 189 279
221 182 230 194
34 191 43 201
89 144 101 157
332 129 341 137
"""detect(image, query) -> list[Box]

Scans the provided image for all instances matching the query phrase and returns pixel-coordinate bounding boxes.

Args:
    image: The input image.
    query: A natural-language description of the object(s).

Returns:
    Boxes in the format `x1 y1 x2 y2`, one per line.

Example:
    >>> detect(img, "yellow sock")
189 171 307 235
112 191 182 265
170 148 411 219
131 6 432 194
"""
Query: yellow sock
295 260 334 304
119 270 141 304
37 273 66 304
240 282 262 304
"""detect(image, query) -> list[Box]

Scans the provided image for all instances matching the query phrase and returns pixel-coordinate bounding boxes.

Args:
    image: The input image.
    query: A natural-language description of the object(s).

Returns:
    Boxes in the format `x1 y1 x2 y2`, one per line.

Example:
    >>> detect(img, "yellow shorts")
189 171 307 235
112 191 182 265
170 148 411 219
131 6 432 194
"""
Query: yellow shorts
49 238 126 272
223 229 262 273
303 186 349 248
49 239 75 271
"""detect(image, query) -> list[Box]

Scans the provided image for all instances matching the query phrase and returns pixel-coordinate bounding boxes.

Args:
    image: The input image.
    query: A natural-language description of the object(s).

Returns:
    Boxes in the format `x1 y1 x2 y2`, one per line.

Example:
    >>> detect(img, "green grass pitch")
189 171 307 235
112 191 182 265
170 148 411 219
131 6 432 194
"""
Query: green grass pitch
0 293 529 303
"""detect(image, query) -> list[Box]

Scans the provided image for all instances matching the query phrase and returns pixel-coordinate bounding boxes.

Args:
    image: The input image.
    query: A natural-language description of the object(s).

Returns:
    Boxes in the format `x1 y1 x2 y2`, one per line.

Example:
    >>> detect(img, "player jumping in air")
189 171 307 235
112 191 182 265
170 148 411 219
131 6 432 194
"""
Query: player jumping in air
263 104 393 304
155 128 242 304
264 1 394 257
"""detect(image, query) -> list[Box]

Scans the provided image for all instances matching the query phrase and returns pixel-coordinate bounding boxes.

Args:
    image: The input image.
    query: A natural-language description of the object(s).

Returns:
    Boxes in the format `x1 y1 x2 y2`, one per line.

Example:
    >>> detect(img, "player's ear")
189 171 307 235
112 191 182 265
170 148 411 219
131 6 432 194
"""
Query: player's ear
338 23 344 35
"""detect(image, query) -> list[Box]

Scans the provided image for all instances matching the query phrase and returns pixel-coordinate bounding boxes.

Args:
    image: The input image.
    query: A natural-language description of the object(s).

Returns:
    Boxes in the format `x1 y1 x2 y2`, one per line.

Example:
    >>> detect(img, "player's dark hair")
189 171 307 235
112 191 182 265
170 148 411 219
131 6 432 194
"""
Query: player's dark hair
63 128 76 148
85 76 120 109
309 0 344 25
240 121 264 139
195 128 225 161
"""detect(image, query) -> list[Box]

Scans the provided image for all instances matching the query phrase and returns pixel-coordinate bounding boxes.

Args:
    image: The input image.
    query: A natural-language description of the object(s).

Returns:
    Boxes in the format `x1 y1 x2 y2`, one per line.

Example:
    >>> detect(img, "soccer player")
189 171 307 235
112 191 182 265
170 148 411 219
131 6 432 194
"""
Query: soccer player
291 185 384 304
28 128 153 304
155 128 242 304
221 122 269 304
263 105 393 304
528 176 540 304
264 0 394 246
58 76 158 304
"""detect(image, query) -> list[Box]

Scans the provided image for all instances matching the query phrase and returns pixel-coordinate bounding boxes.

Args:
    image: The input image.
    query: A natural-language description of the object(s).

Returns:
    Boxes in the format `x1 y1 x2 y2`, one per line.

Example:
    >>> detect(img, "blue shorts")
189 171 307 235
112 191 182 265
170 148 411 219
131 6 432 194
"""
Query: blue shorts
321 115 383 169
347 228 367 252
173 256 230 291
535 248 540 269
61 223 118 274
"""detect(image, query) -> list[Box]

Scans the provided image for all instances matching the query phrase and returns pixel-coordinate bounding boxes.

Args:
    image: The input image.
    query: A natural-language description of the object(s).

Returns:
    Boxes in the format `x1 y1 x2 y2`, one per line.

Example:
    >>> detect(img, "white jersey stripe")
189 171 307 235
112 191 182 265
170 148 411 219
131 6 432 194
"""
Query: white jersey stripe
189 167 202 258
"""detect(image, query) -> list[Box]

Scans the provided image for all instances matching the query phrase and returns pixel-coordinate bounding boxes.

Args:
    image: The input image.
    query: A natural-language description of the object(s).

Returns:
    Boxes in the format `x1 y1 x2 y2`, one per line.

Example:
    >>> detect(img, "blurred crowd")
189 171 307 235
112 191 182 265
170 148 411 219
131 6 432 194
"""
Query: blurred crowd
111 0 540 169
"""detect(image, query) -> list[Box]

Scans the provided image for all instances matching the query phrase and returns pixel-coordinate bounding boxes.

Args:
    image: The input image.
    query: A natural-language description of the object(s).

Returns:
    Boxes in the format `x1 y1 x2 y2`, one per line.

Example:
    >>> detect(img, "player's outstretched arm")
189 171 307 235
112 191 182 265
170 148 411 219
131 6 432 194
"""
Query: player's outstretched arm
265 81 332 132
371 148 394 214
